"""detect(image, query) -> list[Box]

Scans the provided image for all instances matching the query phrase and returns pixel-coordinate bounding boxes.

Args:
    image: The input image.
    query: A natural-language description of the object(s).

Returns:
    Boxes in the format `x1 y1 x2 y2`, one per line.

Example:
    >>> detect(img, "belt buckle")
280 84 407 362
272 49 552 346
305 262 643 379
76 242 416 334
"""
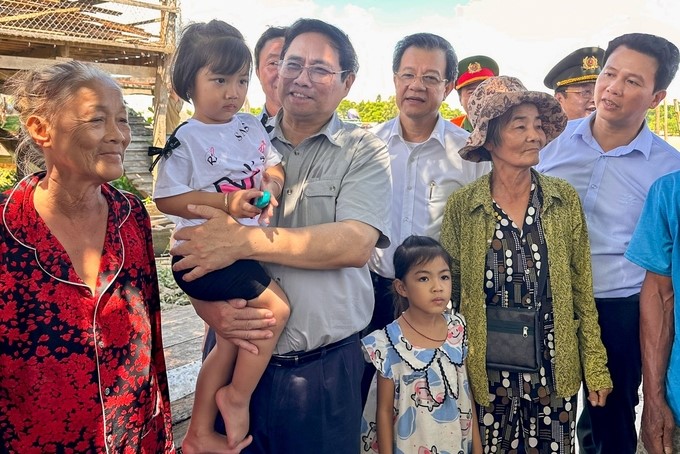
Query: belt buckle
270 353 301 367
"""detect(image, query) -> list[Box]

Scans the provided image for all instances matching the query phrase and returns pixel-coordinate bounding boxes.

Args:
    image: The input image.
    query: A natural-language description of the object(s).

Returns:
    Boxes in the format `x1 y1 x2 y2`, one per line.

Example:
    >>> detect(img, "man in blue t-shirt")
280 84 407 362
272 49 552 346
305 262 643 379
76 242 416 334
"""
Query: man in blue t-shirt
626 171 680 454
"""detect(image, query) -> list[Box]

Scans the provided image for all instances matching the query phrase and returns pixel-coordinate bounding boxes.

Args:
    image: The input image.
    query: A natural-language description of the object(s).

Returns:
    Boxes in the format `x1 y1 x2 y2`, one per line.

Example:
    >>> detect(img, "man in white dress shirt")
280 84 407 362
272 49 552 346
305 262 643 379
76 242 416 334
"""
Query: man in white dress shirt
363 32 490 399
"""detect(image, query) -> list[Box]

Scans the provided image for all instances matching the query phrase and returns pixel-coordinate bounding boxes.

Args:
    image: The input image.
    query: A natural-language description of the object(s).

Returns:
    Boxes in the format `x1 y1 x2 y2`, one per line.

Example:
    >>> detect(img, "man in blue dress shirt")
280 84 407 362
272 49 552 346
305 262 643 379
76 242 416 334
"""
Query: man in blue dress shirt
537 32 680 454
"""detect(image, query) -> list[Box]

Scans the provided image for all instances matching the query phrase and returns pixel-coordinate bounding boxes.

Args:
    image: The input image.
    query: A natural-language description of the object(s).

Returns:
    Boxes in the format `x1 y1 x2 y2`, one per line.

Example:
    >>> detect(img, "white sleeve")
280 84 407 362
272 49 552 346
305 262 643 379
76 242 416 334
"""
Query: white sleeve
263 135 282 169
248 115 281 169
152 129 196 200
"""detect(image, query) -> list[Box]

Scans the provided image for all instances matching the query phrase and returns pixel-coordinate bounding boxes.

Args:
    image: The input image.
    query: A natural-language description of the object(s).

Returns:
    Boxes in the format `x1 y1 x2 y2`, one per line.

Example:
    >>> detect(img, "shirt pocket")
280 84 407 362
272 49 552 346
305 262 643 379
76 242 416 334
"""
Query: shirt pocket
427 180 461 206
302 179 341 223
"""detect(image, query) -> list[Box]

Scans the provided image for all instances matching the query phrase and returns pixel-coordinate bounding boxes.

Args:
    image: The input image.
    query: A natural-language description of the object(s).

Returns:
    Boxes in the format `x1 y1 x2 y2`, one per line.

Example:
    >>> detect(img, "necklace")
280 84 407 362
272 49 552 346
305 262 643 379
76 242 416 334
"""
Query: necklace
400 313 447 343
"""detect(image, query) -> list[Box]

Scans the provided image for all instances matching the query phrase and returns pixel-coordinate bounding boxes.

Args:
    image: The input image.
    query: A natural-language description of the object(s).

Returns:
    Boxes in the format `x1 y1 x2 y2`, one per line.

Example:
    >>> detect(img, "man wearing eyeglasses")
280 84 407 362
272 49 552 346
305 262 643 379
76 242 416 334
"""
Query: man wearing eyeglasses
254 26 287 133
172 18 390 454
364 33 490 394
544 47 605 120
538 33 680 454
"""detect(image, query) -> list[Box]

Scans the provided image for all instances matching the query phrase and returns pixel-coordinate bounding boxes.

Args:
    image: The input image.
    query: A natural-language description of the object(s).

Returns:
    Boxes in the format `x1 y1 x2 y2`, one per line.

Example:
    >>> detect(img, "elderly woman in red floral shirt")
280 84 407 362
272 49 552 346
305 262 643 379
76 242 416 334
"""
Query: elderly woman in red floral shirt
0 61 174 453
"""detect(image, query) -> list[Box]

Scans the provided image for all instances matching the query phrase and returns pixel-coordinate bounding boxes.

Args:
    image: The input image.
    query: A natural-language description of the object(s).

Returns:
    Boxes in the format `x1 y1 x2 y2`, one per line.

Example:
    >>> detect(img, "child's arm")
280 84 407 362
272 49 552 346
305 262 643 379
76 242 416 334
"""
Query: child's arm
470 391 483 454
155 189 264 220
376 374 395 454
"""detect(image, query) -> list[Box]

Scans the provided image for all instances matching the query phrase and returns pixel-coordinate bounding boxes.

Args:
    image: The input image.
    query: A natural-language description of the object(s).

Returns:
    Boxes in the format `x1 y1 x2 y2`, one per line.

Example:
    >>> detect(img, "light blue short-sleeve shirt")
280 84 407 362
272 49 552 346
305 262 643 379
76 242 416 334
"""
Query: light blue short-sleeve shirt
537 114 680 298
625 170 680 425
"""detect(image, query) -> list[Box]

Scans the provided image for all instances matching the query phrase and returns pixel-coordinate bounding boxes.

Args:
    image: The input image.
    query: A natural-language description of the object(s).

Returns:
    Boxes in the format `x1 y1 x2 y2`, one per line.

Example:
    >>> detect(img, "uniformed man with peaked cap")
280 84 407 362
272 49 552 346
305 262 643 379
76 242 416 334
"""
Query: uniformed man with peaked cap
544 46 605 120
451 55 499 131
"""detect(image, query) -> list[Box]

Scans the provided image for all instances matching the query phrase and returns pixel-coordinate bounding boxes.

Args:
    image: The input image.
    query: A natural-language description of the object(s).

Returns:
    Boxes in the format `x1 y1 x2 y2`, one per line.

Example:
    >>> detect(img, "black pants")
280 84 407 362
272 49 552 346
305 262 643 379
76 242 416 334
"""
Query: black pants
367 271 396 332
360 272 395 404
171 255 270 301
204 332 364 453
578 294 641 454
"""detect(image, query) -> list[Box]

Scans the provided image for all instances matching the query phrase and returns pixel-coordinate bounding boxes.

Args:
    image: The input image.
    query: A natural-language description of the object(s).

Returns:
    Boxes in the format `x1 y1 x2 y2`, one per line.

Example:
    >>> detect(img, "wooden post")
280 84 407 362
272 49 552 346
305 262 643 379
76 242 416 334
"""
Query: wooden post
152 58 170 148
151 0 177 149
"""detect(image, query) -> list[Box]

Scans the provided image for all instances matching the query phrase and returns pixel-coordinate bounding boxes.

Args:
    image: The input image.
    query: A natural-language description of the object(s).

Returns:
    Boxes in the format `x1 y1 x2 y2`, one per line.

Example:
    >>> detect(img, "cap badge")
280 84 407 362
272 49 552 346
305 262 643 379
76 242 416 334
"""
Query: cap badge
582 56 599 71
467 62 482 74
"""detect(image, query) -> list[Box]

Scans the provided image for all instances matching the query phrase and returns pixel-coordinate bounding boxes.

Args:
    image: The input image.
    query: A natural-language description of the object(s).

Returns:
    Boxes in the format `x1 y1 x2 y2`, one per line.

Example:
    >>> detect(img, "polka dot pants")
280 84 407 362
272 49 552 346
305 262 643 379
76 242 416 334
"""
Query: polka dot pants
477 392 576 454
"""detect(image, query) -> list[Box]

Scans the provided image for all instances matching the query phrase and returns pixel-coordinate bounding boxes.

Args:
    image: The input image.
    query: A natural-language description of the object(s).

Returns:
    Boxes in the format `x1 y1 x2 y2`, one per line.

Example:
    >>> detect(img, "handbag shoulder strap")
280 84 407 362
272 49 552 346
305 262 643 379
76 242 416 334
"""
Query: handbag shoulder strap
537 252 550 314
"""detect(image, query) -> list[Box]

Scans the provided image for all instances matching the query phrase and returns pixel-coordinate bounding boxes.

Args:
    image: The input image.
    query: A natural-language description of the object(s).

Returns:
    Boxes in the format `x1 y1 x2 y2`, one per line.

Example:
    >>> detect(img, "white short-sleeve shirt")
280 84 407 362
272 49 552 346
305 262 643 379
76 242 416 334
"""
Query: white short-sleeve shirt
153 114 281 229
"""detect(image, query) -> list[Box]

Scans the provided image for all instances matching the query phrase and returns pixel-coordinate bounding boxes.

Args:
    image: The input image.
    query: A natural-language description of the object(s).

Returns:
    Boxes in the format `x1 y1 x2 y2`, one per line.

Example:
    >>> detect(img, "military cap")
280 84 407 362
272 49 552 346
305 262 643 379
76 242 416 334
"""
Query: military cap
544 47 605 90
455 55 499 90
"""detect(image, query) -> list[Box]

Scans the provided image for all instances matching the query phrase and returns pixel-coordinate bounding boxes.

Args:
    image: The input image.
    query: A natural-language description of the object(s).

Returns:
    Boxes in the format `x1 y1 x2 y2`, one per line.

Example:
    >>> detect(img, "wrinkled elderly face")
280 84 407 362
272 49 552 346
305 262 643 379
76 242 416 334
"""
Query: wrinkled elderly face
41 79 130 183
485 103 546 170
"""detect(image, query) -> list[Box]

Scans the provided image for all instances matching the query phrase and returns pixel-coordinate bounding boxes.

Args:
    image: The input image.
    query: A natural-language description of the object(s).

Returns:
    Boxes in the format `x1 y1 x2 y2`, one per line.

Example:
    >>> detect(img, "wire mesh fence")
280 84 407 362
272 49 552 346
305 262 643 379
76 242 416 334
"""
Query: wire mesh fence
0 0 173 52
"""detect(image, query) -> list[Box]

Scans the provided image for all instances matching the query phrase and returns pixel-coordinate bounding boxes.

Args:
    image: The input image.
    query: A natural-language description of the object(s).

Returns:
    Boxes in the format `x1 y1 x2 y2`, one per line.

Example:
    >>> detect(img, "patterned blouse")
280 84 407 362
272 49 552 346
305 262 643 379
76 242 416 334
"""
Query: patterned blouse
484 174 556 400
0 174 175 453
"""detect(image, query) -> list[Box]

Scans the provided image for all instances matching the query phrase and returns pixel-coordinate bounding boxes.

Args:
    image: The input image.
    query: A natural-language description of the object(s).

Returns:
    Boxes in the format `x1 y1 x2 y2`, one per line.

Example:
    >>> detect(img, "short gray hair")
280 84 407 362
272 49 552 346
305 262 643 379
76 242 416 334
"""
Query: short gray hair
4 60 120 174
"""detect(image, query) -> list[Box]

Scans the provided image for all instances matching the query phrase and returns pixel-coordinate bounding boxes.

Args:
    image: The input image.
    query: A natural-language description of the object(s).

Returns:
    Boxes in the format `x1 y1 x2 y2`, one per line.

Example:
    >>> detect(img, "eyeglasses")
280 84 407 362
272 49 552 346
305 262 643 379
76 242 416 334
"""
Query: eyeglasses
394 72 448 88
562 88 594 99
278 60 349 84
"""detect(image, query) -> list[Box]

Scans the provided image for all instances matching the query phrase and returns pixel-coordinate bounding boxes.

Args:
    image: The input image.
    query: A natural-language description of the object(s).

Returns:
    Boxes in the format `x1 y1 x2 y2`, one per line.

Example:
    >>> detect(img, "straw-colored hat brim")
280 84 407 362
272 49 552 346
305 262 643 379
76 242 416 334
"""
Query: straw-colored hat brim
459 76 568 162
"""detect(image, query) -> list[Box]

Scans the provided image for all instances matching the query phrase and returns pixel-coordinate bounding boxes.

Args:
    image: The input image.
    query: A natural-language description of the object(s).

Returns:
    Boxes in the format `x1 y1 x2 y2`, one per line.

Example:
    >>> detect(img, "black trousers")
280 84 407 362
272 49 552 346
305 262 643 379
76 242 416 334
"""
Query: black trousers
367 271 396 332
577 294 641 454
204 331 364 453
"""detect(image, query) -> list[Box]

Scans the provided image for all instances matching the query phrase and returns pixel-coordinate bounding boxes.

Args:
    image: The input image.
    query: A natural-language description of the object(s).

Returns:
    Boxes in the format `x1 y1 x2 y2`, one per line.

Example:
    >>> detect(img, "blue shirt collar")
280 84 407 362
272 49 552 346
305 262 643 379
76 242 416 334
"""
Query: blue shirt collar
572 113 654 160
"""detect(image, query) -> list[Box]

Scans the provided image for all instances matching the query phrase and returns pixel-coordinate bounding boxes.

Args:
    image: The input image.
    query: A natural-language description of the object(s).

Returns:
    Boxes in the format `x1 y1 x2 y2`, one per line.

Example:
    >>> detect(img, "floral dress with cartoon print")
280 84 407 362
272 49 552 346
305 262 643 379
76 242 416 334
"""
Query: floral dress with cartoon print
360 312 473 454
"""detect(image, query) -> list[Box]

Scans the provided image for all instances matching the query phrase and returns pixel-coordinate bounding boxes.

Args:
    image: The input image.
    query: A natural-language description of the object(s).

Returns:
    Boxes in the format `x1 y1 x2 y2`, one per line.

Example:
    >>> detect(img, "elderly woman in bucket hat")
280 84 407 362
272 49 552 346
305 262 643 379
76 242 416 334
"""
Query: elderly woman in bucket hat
440 76 611 453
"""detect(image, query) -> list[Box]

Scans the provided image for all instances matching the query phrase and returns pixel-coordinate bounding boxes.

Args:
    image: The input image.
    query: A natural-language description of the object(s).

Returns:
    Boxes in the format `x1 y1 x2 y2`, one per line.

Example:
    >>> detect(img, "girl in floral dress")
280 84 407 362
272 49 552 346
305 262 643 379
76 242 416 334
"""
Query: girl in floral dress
361 235 482 454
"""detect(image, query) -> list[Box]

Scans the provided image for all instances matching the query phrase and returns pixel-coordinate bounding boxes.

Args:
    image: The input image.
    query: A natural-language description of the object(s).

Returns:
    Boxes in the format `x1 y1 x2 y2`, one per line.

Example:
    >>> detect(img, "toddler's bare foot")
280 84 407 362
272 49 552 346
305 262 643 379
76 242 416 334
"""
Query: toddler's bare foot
216 384 251 448
182 429 237 454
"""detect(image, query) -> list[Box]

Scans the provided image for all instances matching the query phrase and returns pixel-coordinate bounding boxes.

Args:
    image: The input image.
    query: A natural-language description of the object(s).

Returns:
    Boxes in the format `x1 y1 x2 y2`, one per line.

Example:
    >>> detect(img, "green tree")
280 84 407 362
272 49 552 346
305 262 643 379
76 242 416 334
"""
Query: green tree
355 95 397 123
439 102 463 120
254 95 465 126
337 99 358 119
646 101 680 136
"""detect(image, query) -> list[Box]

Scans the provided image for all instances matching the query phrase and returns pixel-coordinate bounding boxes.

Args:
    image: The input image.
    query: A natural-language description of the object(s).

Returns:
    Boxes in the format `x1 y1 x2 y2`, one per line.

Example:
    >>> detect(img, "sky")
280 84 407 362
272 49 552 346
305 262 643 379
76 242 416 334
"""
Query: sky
175 0 680 111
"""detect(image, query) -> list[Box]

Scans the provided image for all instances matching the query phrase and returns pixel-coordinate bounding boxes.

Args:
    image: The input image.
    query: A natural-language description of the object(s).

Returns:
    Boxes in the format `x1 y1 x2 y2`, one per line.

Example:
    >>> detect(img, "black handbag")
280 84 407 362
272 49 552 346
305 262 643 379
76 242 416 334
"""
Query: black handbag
485 259 550 373
486 305 542 372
